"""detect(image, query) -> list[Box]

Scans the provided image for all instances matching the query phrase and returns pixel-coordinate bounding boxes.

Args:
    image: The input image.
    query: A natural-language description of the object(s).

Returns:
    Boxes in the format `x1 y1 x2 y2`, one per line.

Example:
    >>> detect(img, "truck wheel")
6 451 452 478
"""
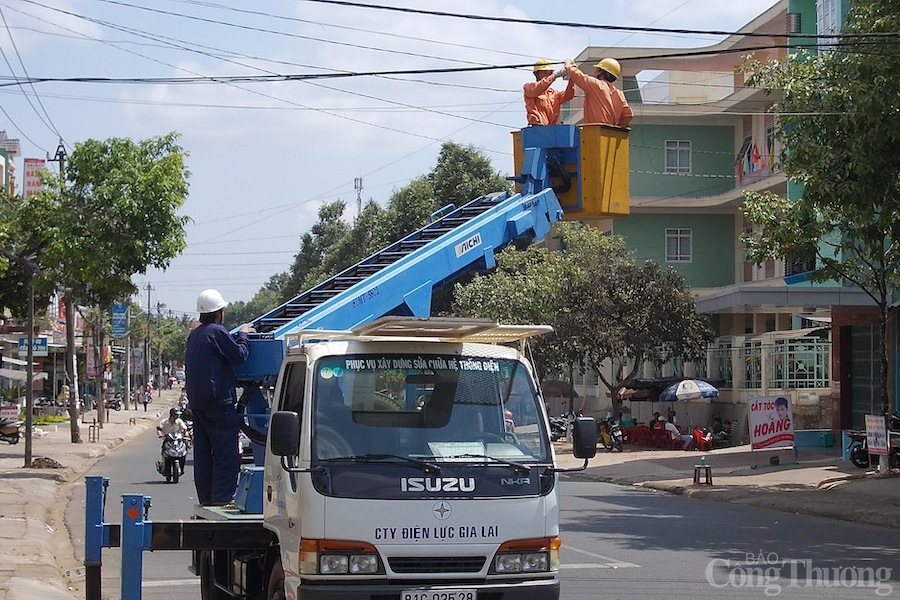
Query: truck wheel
199 551 227 600
267 559 285 600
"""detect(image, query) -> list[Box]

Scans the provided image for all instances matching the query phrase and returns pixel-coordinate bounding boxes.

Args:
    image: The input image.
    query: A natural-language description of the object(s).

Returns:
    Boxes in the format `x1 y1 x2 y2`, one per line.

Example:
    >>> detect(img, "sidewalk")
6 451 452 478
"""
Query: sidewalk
556 441 900 529
0 388 181 600
0 405 898 599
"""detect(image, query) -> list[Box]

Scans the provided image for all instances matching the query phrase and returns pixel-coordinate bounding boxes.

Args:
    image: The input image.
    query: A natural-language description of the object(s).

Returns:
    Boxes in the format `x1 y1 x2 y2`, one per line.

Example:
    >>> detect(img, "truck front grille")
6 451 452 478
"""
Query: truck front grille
388 556 486 574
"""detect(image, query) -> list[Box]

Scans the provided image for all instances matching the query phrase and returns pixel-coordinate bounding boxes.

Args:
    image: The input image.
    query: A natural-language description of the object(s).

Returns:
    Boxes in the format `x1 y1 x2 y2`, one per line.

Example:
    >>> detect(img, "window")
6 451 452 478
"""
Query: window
665 140 691 173
666 228 692 263
817 0 838 47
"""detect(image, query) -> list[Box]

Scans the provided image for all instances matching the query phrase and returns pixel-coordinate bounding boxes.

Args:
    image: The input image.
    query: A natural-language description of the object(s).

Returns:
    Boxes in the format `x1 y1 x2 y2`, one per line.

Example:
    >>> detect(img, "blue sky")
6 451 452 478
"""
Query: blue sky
0 0 779 317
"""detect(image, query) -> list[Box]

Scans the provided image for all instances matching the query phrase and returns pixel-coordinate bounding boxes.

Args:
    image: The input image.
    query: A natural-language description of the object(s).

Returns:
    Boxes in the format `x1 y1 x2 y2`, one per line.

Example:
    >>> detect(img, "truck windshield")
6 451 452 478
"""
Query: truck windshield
312 353 550 464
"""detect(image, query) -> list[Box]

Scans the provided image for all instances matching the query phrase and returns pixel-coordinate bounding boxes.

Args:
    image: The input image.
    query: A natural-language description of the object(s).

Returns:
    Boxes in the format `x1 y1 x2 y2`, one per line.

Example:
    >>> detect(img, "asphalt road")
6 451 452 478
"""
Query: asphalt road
65 427 900 600
558 478 900 599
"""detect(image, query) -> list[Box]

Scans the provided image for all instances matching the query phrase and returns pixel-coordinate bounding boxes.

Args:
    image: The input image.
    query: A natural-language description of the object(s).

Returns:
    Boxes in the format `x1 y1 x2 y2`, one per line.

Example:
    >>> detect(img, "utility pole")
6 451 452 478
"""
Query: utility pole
145 283 152 392
156 302 166 397
48 138 82 443
354 177 363 218
125 300 132 409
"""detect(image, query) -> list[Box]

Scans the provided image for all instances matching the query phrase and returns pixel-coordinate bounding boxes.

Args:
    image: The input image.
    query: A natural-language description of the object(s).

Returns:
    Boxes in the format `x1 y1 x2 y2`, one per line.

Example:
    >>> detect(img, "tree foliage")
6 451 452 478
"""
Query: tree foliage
277 142 512 305
26 134 190 304
741 0 900 415
1 133 190 441
454 222 715 416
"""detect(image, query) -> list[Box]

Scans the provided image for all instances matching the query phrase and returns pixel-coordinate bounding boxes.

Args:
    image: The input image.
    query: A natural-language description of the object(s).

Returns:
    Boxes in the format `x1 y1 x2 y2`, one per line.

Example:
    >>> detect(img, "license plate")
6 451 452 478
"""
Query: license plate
401 589 476 600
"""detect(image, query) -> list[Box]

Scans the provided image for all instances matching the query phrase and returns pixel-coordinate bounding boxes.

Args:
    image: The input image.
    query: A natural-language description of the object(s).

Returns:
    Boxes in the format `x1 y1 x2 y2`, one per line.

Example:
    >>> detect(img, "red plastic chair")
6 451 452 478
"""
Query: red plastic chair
693 428 713 452
632 425 650 447
650 427 668 448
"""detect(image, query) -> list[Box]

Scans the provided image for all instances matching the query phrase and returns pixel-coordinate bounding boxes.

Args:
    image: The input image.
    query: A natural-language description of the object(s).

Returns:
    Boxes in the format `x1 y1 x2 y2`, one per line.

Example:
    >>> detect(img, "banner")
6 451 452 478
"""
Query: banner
18 337 48 357
864 415 888 456
111 302 128 338
749 395 795 450
86 342 95 377
23 158 44 198
131 348 144 375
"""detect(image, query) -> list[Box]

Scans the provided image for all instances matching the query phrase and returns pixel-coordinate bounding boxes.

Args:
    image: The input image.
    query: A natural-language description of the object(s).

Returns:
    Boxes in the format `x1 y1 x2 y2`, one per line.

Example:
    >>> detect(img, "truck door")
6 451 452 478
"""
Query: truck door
264 359 306 529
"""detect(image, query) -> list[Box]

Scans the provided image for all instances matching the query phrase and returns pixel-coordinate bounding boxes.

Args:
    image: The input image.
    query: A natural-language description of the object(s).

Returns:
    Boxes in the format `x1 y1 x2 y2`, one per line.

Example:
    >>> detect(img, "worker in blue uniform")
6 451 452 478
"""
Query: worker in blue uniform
185 289 254 507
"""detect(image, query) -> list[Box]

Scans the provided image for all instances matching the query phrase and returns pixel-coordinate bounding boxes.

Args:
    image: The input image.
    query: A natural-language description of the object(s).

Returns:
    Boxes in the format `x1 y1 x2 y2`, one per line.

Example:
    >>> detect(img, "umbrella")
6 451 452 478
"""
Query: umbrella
659 379 718 402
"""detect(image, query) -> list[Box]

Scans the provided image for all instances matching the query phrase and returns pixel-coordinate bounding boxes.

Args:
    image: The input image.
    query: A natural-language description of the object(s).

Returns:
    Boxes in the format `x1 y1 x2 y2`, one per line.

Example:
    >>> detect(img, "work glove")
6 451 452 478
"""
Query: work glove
554 68 567 79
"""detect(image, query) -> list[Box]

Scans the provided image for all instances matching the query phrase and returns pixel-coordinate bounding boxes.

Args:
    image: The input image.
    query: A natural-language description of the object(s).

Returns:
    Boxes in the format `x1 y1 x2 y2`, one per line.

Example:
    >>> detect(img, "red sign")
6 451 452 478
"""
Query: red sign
748 395 795 450
23 158 45 198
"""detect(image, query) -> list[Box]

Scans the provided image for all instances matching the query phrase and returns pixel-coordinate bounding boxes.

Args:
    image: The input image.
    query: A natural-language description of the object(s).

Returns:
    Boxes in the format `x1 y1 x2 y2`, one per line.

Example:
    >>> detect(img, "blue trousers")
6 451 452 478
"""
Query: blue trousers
191 404 240 504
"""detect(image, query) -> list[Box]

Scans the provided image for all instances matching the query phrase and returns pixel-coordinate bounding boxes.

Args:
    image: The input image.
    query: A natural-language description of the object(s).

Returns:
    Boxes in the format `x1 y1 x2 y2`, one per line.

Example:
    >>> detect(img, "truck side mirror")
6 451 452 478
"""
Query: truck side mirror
269 411 300 457
572 417 598 459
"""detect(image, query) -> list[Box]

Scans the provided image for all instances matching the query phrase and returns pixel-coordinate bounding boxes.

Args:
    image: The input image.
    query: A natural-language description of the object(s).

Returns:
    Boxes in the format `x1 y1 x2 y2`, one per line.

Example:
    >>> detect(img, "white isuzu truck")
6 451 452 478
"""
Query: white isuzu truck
191 317 596 600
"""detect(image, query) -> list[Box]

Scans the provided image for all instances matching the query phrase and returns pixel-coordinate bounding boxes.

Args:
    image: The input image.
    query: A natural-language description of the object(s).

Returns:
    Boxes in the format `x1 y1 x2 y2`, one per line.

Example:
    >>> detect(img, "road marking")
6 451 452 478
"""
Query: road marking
562 544 641 568
142 579 200 587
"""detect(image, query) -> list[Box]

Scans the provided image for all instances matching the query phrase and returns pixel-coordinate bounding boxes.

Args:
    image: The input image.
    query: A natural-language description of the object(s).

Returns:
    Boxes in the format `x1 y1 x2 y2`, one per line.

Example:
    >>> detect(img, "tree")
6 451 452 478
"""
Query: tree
741 0 900 419
0 193 52 316
226 274 288 329
6 134 190 442
277 142 512 304
454 222 715 417
281 201 351 302
428 141 512 209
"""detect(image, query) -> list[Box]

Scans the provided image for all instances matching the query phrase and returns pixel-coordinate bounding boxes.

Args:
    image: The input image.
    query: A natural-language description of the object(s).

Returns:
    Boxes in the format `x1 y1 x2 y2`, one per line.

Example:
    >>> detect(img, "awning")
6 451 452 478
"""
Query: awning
2 356 29 366
0 368 48 382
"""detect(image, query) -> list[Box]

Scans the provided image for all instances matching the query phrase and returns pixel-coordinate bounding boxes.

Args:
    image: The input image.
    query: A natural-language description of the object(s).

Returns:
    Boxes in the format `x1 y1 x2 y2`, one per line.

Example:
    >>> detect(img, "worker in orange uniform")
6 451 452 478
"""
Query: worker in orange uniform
564 57 633 128
523 59 575 126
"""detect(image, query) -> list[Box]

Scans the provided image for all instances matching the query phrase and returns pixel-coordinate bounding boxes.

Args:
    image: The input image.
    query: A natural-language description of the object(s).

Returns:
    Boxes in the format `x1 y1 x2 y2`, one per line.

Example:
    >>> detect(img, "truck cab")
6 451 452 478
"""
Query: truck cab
263 317 596 600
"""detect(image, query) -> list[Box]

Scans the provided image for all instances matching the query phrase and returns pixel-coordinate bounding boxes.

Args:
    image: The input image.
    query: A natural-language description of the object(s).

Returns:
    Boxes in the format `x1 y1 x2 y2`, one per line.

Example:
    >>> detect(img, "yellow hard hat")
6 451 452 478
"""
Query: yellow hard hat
533 58 554 72
593 57 621 79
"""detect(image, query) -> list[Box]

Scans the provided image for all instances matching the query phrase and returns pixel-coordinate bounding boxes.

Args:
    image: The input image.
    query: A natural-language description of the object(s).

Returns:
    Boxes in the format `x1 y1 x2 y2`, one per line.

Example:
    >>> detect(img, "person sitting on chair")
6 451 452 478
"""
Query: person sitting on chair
662 417 693 450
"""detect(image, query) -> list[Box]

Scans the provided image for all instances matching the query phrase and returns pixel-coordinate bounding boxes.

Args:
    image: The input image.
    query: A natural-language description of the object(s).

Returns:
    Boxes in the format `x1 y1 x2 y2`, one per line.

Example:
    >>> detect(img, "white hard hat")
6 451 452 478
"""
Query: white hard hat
197 289 228 313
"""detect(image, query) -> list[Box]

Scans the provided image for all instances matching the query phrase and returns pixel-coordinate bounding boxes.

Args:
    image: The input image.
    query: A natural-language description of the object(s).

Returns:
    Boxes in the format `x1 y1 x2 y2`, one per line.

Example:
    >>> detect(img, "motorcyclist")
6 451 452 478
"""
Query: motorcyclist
158 408 189 475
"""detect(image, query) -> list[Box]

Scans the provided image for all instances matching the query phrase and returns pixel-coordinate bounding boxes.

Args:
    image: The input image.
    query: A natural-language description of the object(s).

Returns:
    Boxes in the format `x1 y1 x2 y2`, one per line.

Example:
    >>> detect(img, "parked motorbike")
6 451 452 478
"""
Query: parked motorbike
0 418 21 445
105 394 123 411
846 414 900 469
157 432 188 483
548 410 583 443
548 416 568 442
598 417 625 452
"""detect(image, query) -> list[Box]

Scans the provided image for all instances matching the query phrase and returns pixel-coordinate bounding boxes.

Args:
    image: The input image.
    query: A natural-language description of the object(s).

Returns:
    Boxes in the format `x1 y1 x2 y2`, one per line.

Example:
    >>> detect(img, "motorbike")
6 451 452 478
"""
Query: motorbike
105 394 123 411
0 418 21 445
157 432 188 483
548 416 568 442
598 417 625 452
846 414 900 469
548 410 583 443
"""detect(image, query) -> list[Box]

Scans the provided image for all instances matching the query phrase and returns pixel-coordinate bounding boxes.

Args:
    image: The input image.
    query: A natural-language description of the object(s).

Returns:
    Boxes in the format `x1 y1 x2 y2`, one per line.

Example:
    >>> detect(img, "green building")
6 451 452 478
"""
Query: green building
561 0 880 440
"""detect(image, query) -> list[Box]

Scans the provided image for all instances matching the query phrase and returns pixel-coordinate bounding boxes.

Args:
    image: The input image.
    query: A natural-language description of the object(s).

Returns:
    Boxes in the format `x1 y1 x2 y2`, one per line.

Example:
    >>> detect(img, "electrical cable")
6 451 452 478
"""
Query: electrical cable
0 6 63 142
295 0 900 41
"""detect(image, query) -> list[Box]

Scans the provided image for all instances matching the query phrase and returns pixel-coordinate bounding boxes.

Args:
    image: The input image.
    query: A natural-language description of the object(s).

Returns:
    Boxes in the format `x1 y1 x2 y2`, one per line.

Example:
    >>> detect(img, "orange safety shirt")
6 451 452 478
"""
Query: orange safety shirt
565 63 634 128
523 74 575 125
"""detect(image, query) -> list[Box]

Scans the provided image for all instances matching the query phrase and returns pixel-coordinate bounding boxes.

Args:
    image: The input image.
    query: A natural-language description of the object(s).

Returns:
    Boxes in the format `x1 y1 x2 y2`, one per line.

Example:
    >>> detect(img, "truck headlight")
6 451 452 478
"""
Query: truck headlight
491 537 560 574
522 553 548 572
495 554 522 573
320 555 348 574
301 539 382 575
350 555 379 574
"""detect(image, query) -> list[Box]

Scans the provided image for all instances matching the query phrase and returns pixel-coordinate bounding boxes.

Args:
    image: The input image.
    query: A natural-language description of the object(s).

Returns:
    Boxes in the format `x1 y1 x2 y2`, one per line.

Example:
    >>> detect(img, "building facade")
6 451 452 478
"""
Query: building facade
560 0 888 441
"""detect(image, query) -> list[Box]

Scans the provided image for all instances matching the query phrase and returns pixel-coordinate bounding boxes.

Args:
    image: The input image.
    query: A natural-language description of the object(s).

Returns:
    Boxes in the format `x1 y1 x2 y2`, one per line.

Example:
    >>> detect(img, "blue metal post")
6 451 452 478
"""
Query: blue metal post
121 493 152 600
84 476 108 600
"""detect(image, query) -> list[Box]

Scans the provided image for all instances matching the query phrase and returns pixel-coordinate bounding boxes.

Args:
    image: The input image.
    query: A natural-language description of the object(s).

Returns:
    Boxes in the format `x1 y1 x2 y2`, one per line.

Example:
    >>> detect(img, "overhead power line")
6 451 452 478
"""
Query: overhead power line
296 0 900 40
1 40 896 89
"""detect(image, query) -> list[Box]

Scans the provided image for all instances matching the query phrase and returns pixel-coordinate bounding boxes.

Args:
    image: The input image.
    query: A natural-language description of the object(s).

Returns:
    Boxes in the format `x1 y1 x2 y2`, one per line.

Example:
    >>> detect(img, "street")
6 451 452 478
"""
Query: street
65 426 899 600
